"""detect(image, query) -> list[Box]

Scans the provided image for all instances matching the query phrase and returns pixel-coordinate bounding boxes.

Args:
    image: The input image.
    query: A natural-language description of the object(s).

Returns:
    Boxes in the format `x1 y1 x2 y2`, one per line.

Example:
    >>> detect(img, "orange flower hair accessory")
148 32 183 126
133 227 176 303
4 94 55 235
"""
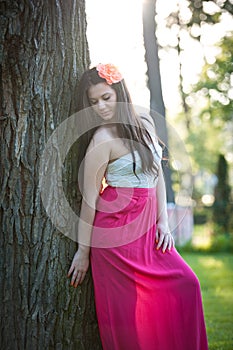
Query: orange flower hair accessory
96 63 123 85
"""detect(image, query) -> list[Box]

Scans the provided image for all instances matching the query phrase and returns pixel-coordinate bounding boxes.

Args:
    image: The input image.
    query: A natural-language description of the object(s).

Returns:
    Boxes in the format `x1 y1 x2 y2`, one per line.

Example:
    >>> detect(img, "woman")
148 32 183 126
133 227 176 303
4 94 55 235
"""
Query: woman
68 64 208 350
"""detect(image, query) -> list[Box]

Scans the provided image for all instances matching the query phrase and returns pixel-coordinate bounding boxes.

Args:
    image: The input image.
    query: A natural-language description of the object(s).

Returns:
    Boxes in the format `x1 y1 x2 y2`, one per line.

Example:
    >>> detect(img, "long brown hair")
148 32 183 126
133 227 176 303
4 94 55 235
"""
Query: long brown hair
76 67 159 178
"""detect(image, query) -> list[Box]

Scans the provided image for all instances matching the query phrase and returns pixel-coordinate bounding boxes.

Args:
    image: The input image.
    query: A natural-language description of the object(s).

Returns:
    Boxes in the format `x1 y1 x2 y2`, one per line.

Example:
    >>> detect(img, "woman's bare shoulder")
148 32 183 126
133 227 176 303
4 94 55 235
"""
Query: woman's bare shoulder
140 113 155 127
91 125 116 146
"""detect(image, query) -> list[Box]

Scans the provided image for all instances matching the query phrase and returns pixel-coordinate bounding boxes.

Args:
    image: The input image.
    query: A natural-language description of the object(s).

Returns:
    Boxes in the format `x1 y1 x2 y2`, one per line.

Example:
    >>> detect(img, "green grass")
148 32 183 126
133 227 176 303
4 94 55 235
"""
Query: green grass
180 252 233 350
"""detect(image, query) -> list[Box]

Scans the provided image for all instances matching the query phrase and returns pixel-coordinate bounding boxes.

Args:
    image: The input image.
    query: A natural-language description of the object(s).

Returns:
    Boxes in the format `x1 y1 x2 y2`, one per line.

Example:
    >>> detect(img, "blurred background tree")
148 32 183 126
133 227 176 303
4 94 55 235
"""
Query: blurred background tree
213 154 231 233
143 0 174 203
158 0 233 236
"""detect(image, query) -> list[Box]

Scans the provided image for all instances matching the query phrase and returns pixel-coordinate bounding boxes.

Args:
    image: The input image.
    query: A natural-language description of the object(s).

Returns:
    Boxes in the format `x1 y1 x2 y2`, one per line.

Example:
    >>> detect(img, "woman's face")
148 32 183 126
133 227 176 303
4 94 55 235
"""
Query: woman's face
88 82 117 121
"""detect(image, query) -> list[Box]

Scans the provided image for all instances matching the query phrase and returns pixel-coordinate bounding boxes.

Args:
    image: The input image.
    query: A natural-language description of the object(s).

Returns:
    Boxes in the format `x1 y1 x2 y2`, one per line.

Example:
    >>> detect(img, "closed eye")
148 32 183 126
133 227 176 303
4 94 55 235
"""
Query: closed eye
89 95 111 105
89 99 98 105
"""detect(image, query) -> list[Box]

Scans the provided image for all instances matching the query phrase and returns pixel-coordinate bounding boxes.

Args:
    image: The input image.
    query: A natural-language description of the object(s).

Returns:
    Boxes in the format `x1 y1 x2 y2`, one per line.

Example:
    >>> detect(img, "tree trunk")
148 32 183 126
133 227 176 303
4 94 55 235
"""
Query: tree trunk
142 0 174 203
0 1 102 349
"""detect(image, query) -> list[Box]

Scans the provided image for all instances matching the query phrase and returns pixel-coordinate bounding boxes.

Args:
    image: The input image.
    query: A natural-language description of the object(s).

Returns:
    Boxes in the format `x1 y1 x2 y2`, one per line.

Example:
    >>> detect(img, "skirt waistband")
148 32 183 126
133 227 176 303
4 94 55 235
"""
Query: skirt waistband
102 185 156 197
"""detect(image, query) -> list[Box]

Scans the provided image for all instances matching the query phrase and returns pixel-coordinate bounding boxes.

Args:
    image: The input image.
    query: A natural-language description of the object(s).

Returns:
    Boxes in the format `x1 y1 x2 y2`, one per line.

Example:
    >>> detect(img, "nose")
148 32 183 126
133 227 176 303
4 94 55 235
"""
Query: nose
97 100 106 110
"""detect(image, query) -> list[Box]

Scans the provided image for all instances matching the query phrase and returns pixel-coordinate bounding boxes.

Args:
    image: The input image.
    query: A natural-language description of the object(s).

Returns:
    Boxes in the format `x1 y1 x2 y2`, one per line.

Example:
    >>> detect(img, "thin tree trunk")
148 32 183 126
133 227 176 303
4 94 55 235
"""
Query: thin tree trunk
0 1 101 349
142 0 174 203
175 8 191 131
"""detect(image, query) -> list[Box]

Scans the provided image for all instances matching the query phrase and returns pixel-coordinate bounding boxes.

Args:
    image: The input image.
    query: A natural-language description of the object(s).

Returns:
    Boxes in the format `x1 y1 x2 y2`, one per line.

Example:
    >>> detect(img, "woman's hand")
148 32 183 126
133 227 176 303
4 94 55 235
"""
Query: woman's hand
156 226 175 253
68 248 90 287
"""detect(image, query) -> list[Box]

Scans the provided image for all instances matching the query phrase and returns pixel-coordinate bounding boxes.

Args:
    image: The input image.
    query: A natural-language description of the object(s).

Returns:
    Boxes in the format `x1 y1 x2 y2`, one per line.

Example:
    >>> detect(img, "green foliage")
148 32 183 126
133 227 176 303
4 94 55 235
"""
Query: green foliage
185 121 221 173
188 0 233 27
193 205 212 225
209 233 233 253
177 223 233 253
184 34 233 199
164 1 233 40
193 34 233 123
163 1 233 239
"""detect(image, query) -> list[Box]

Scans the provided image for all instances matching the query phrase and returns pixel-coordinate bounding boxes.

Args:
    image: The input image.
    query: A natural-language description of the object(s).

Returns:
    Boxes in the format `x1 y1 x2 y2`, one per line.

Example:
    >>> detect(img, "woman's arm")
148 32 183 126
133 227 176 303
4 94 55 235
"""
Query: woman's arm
68 133 111 287
156 164 175 252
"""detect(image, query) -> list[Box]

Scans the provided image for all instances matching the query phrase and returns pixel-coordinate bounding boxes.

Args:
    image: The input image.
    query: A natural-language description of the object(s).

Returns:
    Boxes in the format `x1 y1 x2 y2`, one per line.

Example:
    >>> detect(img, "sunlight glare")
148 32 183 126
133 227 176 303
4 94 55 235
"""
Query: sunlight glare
199 257 223 269
86 0 149 107
86 0 233 113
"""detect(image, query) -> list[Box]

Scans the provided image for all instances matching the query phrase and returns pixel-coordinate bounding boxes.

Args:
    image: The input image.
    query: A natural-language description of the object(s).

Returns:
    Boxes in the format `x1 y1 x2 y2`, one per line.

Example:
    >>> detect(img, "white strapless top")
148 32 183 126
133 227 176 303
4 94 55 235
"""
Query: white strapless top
105 142 162 188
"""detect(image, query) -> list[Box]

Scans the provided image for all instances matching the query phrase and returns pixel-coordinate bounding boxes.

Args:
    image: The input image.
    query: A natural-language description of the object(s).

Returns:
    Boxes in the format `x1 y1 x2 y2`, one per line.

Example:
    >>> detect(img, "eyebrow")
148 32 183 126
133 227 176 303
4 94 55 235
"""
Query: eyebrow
89 92 111 100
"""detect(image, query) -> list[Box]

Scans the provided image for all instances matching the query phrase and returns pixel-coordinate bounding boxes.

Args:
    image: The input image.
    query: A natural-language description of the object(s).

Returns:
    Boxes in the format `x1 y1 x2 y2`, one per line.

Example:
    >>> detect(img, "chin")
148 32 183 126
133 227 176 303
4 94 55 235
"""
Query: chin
100 114 114 121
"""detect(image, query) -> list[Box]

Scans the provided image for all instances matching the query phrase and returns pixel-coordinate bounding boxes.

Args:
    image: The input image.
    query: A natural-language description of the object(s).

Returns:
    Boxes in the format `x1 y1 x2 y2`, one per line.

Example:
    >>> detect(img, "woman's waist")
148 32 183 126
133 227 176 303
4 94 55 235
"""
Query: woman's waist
101 185 156 198
105 174 158 189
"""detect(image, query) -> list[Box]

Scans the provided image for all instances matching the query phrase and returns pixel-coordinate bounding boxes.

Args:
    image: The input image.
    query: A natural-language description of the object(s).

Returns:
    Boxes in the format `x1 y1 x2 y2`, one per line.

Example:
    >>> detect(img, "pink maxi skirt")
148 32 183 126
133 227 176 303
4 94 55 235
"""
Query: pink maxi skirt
91 186 208 350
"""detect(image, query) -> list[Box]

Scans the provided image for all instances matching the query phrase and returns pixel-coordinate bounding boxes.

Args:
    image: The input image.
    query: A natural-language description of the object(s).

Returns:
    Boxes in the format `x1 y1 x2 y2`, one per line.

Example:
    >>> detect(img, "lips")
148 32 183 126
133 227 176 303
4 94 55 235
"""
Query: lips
100 112 111 118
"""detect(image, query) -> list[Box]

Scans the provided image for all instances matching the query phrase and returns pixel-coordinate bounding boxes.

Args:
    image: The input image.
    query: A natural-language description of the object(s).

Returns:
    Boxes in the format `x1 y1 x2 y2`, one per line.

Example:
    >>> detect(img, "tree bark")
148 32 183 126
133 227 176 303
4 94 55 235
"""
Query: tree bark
0 1 102 349
142 0 174 203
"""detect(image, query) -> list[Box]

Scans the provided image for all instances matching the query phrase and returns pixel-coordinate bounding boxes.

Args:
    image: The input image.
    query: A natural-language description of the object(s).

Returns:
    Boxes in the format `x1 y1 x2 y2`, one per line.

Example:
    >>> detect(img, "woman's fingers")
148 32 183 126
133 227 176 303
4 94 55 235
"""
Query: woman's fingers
169 235 175 250
67 251 90 287
67 264 74 278
70 270 77 286
156 232 174 253
79 272 86 285
69 260 89 287
156 232 164 249
70 270 86 288
155 228 159 243
162 234 170 253
73 271 84 287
